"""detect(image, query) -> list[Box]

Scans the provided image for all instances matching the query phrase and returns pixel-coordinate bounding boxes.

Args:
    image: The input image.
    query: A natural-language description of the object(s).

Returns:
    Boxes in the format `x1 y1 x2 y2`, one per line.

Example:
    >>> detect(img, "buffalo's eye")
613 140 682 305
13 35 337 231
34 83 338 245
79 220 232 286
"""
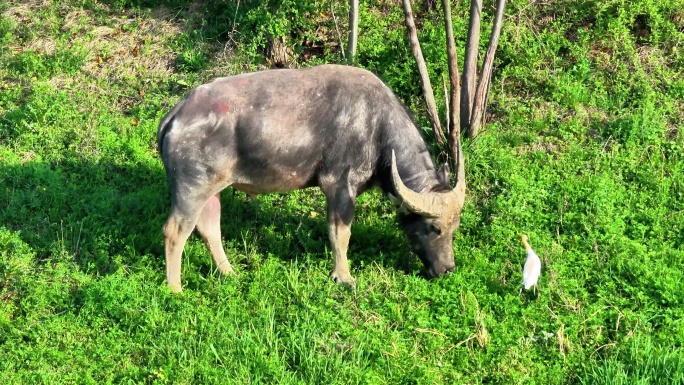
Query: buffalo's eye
430 224 442 235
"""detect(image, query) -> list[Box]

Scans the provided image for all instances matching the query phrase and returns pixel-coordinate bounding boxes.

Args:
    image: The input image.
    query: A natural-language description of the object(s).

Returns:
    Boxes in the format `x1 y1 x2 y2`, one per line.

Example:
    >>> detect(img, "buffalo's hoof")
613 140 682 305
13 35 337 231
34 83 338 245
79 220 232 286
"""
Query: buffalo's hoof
167 282 183 293
331 271 356 289
217 261 237 276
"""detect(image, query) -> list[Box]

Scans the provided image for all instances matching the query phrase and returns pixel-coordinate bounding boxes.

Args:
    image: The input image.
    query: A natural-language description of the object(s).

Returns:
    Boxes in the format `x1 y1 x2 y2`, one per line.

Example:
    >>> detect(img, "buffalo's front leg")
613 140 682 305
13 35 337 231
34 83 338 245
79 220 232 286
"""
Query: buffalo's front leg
324 182 357 288
329 218 355 287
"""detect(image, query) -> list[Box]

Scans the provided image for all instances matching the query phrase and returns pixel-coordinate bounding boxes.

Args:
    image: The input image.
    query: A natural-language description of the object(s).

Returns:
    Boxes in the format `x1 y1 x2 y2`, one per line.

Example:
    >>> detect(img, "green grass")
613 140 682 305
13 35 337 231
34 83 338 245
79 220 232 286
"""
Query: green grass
1 0 683 383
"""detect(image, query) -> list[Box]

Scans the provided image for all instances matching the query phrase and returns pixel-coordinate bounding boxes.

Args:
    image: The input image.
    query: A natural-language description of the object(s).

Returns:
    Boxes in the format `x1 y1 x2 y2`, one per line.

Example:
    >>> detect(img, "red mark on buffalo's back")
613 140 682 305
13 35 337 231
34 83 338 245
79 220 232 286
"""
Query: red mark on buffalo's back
213 99 231 113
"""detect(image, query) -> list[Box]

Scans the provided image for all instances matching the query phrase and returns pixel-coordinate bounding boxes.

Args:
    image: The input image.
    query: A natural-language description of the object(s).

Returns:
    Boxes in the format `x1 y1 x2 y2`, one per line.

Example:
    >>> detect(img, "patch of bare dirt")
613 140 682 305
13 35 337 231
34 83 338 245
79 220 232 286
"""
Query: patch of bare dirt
75 6 183 83
1 1 51 24
516 141 562 156
3 1 184 90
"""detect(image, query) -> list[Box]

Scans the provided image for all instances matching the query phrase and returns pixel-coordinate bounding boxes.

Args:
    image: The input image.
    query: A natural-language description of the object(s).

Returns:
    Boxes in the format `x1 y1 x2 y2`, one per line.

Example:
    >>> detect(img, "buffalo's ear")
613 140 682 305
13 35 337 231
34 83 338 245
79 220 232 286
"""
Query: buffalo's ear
437 164 450 186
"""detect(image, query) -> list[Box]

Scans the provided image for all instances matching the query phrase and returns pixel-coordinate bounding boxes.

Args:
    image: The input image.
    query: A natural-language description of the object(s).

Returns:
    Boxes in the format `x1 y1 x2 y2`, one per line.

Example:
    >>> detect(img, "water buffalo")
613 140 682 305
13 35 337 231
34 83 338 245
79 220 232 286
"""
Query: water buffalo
157 64 465 292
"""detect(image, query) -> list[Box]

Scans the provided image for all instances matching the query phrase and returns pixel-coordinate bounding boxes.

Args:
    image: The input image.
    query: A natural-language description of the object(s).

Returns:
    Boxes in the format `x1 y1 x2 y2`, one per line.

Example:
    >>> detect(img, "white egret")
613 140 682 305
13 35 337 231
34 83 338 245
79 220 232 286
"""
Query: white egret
520 234 541 294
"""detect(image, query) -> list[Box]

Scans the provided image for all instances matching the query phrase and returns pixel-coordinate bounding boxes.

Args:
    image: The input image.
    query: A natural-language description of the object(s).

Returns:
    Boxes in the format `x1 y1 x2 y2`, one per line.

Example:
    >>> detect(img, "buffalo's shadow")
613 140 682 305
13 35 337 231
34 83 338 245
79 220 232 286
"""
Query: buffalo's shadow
0 156 416 285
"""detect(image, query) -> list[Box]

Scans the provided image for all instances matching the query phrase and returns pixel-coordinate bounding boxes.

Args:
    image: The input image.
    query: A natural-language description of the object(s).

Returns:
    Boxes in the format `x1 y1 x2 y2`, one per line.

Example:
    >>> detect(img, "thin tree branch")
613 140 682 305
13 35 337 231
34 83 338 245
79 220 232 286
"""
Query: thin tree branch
461 0 481 133
442 0 460 136
443 74 450 137
481 72 492 132
331 1 346 60
442 0 462 171
469 0 506 138
401 0 445 144
231 0 240 33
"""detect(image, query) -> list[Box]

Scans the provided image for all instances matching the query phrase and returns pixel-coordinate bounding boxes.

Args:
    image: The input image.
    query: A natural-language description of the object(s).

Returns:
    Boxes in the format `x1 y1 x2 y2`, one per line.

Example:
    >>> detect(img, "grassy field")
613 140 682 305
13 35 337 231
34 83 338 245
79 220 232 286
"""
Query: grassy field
1 0 683 383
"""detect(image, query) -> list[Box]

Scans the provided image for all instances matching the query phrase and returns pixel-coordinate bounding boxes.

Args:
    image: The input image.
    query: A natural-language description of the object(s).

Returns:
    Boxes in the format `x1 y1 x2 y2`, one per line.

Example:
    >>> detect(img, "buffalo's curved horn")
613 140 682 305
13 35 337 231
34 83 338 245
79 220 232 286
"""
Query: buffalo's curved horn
391 150 456 217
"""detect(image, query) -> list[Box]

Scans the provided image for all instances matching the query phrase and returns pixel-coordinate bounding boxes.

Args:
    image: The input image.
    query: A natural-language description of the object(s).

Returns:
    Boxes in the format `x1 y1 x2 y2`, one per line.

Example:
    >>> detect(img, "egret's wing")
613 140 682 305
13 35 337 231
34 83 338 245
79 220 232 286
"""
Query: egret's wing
522 253 541 289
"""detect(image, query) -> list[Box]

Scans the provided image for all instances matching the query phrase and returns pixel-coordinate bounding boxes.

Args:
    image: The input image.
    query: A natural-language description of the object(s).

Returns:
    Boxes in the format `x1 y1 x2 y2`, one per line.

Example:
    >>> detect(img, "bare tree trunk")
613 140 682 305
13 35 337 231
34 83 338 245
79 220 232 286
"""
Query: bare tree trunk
442 0 461 170
461 0 481 134
401 0 445 144
347 0 359 63
468 0 506 137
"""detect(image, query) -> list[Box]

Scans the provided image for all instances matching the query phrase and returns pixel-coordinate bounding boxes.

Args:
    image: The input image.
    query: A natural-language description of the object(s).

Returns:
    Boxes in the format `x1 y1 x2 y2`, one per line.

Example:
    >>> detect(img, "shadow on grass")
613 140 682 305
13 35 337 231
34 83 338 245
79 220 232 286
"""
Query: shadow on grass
0 157 417 285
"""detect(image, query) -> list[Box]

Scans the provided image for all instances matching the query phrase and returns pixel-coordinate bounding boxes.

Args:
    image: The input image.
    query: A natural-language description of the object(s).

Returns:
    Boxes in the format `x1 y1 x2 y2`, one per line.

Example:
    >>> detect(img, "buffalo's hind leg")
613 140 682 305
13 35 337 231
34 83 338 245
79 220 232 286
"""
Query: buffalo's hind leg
163 192 234 293
163 204 200 293
195 194 235 276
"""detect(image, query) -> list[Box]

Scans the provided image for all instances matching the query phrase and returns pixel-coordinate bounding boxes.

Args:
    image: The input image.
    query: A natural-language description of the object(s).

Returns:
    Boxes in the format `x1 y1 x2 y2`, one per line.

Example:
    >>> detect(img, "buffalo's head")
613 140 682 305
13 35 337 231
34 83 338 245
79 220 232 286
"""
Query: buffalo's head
390 146 465 278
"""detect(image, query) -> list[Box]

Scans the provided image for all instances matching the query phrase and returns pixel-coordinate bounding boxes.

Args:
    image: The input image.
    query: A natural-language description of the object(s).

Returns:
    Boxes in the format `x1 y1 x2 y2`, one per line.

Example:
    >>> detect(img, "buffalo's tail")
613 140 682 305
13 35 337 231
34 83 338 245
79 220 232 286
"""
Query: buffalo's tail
157 99 187 155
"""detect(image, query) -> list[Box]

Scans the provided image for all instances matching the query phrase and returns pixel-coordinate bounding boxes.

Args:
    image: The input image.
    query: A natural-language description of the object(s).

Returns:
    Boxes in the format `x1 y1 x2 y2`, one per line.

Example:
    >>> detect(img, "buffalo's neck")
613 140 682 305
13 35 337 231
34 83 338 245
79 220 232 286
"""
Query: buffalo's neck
380 121 443 195
395 151 439 193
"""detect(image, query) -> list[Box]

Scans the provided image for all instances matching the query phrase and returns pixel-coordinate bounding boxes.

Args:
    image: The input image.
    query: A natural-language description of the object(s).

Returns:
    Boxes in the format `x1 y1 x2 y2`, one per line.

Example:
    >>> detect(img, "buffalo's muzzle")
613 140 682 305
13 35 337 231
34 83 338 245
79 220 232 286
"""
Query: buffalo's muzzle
427 262 456 278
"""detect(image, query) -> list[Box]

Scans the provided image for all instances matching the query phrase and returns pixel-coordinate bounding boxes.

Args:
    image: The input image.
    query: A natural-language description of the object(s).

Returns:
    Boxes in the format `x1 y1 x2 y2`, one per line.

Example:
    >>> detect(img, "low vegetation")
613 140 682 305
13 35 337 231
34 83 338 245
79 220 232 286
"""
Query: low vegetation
1 0 683 383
